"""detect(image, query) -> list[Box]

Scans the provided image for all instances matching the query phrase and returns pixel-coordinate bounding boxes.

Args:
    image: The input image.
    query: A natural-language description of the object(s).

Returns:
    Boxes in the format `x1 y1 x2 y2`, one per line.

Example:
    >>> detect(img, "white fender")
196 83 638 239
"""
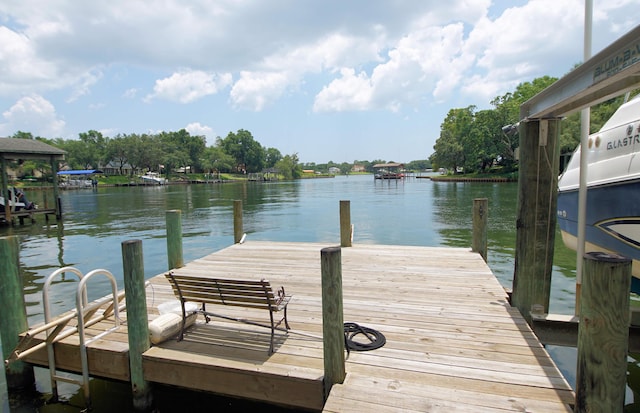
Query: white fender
149 312 197 344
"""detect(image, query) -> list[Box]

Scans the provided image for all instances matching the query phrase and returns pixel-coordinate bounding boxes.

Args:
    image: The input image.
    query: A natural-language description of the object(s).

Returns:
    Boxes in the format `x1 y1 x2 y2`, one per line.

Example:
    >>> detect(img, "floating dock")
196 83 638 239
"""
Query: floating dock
15 241 574 411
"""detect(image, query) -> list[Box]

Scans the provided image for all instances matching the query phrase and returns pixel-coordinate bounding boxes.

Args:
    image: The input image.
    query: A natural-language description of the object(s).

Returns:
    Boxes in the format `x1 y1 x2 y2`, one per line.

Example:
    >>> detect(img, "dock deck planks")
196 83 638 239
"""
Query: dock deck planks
19 241 574 411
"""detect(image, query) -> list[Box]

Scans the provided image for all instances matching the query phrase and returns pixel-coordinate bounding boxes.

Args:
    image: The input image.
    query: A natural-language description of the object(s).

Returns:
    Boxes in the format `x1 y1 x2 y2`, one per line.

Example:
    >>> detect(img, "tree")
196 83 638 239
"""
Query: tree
470 109 501 172
78 130 107 168
121 134 146 176
265 147 283 168
218 129 265 173
489 76 558 169
275 153 302 180
430 107 473 172
430 75 560 173
11 131 36 140
157 129 206 173
157 131 192 174
368 160 387 173
201 146 236 174
105 135 129 175
405 160 432 171
61 139 95 169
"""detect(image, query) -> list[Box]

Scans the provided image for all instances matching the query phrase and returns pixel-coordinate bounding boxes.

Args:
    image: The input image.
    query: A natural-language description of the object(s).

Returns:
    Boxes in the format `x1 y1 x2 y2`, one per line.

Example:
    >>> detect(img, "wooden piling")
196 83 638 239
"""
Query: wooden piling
121 239 153 411
320 246 346 398
339 200 352 247
166 210 183 270
0 236 35 391
233 200 243 243
1 157 9 223
472 198 488 262
50 157 61 219
512 119 561 323
575 252 631 413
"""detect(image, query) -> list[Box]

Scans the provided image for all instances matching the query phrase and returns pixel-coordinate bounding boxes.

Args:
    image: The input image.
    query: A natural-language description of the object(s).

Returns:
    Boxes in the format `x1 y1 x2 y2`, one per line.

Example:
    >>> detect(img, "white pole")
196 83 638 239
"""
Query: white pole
576 0 592 314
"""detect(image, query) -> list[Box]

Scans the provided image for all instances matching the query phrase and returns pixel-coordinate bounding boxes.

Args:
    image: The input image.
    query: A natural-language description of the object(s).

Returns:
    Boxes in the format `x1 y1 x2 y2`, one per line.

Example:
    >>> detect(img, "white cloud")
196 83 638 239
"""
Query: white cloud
123 88 139 99
313 68 373 112
0 0 638 162
185 122 213 144
146 70 232 104
3 0 635 116
457 0 639 103
0 95 65 137
230 71 292 111
314 22 470 112
230 32 384 111
0 27 60 95
67 69 103 102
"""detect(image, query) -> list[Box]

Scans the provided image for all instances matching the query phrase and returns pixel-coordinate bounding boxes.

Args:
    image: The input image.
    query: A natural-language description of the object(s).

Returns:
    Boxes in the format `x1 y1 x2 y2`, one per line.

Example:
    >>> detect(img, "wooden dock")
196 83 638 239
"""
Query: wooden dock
1 207 58 225
16 241 574 411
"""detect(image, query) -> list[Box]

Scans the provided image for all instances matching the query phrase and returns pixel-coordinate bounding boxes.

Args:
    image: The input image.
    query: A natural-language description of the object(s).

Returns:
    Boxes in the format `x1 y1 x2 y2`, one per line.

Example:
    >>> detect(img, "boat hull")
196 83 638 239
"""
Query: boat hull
557 179 640 293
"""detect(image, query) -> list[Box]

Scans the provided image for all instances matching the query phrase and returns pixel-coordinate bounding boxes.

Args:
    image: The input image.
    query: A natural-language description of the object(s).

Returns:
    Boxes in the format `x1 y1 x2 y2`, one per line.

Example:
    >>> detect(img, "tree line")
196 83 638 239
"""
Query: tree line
8 129 433 181
429 74 638 174
300 159 431 174
10 129 306 180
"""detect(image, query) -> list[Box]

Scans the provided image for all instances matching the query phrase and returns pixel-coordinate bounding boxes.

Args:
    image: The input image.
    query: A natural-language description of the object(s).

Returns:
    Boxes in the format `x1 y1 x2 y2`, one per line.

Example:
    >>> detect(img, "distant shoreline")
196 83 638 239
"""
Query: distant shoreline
429 175 516 182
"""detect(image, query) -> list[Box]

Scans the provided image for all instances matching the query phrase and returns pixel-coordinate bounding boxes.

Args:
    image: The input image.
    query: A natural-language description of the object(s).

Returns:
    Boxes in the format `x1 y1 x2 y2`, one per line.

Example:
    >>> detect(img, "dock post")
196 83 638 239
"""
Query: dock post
121 239 153 411
472 198 488 262
1 157 9 223
50 157 62 220
0 236 35 391
512 118 561 323
166 210 183 270
233 200 243 243
575 252 631 412
339 200 352 247
320 246 346 399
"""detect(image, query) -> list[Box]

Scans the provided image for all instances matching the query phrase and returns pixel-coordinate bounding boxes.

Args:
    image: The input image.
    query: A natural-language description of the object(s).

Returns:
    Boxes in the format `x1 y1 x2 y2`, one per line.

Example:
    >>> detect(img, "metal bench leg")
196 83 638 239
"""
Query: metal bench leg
269 310 275 355
284 305 290 330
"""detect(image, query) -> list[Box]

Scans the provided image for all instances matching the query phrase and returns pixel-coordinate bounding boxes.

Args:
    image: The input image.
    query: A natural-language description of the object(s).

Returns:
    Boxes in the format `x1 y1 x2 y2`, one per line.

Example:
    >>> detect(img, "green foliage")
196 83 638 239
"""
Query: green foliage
265 147 283 168
105 135 129 175
275 153 302 180
11 131 36 140
430 76 559 173
217 129 266 173
201 146 236 173
405 159 431 171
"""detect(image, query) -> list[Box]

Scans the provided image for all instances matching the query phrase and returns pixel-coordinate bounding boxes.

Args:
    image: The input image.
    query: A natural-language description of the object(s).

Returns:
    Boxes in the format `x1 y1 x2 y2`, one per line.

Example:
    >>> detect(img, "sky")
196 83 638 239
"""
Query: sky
0 1 638 164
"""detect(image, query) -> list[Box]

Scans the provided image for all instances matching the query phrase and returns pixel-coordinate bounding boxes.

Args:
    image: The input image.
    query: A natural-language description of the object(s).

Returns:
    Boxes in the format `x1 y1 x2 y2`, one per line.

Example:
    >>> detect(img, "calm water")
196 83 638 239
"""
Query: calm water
0 175 637 411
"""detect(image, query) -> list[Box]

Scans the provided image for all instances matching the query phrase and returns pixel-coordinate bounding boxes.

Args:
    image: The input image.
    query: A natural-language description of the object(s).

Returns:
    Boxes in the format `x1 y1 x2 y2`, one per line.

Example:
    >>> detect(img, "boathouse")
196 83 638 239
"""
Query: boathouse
373 162 404 179
0 137 65 223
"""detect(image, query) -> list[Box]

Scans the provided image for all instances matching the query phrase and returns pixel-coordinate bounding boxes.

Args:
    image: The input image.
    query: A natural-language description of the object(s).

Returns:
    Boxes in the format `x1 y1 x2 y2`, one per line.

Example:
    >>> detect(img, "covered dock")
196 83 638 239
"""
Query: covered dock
0 137 65 224
373 162 404 179
57 169 102 189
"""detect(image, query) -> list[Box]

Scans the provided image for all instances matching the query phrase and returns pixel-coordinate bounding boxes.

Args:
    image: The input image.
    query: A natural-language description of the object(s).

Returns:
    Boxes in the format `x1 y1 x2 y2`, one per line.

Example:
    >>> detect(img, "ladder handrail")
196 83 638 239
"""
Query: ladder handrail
75 268 120 409
38 266 122 409
42 266 85 402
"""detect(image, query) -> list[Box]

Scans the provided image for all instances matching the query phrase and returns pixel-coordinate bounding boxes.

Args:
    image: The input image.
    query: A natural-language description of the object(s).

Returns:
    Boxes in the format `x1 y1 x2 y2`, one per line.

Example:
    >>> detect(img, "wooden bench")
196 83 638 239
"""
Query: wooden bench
165 272 291 354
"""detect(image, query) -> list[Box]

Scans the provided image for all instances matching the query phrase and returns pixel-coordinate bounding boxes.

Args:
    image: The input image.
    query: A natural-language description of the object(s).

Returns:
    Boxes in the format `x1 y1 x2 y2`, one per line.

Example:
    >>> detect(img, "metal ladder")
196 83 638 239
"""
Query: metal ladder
41 266 122 409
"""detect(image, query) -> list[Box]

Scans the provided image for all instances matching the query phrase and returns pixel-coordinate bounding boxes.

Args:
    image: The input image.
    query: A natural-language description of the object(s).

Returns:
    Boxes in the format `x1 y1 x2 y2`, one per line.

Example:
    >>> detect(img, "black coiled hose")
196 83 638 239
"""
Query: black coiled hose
343 322 386 353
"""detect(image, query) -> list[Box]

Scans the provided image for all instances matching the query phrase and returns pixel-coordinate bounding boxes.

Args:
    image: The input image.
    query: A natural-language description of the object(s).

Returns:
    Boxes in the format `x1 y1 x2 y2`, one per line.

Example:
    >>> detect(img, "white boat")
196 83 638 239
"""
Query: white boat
557 95 640 293
57 169 100 189
140 172 167 185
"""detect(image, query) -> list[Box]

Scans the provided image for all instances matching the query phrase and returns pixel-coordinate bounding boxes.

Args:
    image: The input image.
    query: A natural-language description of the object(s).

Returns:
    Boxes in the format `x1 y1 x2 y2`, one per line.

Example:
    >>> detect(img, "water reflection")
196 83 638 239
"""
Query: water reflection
0 175 627 411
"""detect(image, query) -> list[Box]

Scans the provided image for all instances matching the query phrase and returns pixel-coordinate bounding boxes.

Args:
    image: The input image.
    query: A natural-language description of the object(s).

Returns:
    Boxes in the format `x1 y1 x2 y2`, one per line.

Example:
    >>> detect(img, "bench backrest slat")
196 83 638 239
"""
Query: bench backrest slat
166 273 279 310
